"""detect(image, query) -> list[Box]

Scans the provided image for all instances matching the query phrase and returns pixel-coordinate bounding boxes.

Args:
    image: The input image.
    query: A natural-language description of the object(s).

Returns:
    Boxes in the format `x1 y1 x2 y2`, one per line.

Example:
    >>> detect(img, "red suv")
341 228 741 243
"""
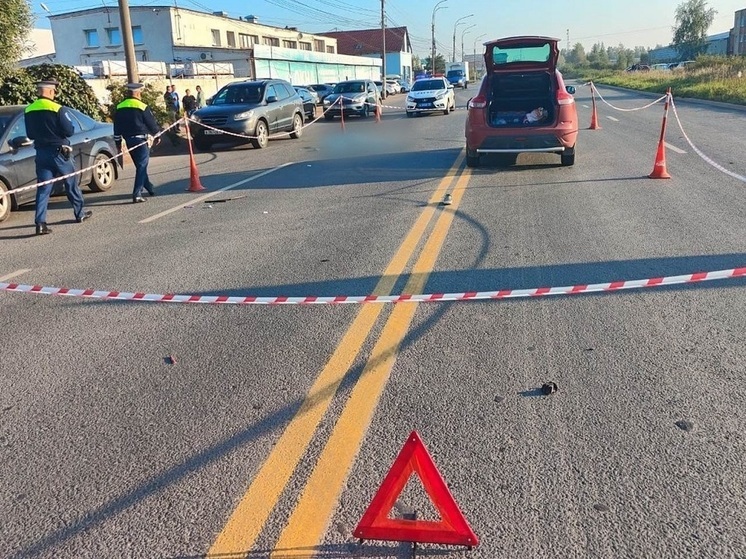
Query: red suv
465 36 578 167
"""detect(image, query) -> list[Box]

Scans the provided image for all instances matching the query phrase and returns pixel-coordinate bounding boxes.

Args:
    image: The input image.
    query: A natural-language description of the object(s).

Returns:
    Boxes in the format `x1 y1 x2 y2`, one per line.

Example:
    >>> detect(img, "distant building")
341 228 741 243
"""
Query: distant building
321 27 413 80
730 8 746 55
649 31 733 63
18 29 55 68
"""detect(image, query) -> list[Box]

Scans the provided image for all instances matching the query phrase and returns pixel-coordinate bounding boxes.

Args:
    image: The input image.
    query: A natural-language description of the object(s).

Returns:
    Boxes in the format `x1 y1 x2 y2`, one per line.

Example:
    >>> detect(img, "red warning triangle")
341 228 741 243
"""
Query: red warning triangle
353 431 479 547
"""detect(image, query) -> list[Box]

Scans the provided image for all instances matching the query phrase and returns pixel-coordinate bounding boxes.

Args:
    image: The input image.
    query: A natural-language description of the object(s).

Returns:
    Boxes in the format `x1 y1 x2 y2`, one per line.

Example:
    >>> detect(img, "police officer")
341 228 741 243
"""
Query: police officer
113 83 161 203
24 79 92 235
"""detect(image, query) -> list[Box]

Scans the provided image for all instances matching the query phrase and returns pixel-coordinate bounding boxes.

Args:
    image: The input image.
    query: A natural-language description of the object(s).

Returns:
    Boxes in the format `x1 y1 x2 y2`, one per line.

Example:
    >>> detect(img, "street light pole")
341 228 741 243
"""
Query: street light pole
431 0 447 75
473 33 486 78
381 0 386 84
461 23 475 62
452 14 473 62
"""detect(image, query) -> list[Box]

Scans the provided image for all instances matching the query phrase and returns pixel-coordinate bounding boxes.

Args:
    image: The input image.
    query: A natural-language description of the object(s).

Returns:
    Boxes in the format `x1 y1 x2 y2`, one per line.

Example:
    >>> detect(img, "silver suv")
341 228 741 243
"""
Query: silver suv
191 79 304 150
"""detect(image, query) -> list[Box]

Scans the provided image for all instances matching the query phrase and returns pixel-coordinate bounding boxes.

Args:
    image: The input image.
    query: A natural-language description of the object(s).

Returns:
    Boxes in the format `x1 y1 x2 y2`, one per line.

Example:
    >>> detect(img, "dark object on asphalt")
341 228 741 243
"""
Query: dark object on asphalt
675 420 694 432
166 355 177 365
204 195 247 203
541 382 558 395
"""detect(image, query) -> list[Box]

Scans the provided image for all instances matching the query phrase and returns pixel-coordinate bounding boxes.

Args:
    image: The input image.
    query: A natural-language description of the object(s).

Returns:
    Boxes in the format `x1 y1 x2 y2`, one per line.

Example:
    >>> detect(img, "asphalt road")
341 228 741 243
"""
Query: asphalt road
1 84 745 559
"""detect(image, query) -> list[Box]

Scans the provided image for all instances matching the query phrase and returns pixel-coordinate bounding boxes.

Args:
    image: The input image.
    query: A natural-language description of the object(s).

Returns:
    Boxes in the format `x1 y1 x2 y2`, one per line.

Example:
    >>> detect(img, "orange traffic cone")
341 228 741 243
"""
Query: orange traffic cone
375 99 382 123
340 98 346 133
649 89 672 179
184 119 206 192
589 84 601 130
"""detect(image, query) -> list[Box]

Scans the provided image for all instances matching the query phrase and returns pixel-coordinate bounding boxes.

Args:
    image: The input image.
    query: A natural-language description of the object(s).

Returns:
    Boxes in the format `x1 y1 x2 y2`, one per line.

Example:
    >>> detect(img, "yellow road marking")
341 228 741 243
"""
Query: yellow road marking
271 167 472 555
207 153 465 557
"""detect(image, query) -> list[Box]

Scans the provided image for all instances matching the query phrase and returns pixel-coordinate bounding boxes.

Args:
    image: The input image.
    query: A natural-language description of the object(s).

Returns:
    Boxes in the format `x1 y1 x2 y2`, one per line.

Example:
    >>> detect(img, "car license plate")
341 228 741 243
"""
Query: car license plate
419 102 433 108
204 129 224 135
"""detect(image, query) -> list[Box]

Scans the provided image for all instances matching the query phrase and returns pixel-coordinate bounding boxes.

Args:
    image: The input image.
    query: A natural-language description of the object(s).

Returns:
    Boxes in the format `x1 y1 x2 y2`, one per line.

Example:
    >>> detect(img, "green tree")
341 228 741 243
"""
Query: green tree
422 53 447 74
672 0 716 61
565 43 587 65
0 64 104 119
0 0 34 72
412 55 423 72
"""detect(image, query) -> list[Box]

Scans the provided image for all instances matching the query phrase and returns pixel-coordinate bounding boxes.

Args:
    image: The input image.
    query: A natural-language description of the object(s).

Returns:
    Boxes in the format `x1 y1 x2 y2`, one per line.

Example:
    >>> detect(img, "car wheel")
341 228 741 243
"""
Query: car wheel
289 113 303 139
251 120 269 149
0 180 12 222
561 147 576 167
466 148 480 168
89 152 116 192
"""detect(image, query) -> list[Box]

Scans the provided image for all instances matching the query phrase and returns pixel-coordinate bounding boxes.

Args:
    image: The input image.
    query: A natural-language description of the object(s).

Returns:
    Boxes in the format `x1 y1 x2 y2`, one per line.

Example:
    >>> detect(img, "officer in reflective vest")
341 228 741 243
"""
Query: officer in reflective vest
113 83 161 203
24 79 92 235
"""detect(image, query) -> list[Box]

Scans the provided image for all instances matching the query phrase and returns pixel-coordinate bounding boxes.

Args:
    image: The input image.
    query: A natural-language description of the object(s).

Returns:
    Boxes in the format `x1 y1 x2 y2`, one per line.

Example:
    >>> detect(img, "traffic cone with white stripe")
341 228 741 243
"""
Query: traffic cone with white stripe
649 89 672 179
589 83 601 130
185 118 206 192
339 98 346 133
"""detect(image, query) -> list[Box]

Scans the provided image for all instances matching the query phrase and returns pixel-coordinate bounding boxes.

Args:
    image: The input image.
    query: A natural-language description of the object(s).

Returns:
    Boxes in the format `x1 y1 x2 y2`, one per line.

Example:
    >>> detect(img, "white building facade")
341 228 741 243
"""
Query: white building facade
48 6 344 78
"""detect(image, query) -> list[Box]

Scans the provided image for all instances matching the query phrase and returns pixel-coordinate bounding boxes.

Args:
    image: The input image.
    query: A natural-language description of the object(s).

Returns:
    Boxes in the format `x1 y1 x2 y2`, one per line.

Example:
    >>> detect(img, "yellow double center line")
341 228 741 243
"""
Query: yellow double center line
208 154 472 557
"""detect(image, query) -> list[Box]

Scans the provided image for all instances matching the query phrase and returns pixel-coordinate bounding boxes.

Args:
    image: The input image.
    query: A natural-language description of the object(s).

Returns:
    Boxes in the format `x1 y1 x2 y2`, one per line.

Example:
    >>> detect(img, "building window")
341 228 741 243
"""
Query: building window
326 45 335 54
299 41 311 51
132 26 143 45
211 29 221 46
313 39 324 51
84 29 99 48
283 40 296 49
227 31 236 47
263 36 280 47
106 27 121 46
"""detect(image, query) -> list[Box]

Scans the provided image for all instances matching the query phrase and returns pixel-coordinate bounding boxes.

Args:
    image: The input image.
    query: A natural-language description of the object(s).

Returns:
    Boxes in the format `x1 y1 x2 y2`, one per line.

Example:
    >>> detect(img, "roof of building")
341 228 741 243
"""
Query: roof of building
321 27 410 56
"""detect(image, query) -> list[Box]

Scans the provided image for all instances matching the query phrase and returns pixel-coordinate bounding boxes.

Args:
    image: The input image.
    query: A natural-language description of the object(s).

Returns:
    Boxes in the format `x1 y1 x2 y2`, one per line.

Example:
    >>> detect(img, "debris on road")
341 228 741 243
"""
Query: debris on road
165 355 177 365
541 382 558 395
675 420 694 432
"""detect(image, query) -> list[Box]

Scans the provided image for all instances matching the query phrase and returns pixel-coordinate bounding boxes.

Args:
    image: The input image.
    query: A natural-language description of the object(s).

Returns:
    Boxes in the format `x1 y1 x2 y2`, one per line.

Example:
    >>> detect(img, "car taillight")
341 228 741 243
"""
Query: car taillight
468 95 487 109
557 89 575 106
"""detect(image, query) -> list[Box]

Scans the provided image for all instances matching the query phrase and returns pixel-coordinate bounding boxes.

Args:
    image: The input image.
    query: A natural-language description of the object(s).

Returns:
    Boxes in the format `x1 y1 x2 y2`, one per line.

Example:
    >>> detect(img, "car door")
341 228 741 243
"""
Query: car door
366 82 378 108
2 115 38 202
277 83 296 131
67 109 95 184
264 84 283 133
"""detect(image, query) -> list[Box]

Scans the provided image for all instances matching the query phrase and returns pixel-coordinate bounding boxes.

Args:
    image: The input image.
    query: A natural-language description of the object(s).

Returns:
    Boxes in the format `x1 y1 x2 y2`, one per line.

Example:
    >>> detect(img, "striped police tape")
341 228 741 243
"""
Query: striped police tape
2 267 743 305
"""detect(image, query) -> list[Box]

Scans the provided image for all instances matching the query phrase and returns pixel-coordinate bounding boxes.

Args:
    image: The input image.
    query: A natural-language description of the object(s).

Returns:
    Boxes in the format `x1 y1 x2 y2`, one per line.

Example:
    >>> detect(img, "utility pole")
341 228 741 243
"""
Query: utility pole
381 0 386 85
431 0 447 76
567 29 570 50
118 0 139 83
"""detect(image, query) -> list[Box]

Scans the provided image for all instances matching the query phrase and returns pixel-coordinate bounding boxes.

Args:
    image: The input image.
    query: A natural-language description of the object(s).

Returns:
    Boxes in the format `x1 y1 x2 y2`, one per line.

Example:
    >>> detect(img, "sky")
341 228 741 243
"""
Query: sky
33 0 745 57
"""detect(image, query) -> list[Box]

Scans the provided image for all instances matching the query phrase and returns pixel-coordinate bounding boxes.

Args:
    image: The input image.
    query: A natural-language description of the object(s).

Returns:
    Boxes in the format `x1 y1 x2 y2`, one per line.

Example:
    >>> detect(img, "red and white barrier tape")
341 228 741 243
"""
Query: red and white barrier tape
2 267 743 305
0 120 182 199
669 97 746 184
588 82 667 112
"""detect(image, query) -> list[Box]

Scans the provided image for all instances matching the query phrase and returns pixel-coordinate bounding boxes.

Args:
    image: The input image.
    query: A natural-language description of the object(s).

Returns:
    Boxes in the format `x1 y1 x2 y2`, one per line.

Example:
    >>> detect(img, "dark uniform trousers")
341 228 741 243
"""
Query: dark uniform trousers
34 146 85 225
125 136 154 199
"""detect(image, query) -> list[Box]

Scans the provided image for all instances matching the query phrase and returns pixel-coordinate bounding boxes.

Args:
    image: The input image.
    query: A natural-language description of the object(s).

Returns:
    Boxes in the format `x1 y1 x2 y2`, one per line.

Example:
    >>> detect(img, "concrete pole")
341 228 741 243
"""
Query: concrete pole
117 0 139 83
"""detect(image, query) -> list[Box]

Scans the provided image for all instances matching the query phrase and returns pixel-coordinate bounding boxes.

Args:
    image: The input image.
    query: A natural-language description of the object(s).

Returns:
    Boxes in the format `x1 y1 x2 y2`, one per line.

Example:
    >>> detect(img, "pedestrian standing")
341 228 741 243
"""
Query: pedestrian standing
195 85 205 109
114 83 161 203
170 86 181 130
182 88 197 116
24 79 92 235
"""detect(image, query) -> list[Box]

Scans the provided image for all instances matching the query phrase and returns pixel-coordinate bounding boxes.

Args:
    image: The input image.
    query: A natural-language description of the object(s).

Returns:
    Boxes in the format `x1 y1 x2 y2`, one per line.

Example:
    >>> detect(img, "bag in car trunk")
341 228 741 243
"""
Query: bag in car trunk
487 71 555 127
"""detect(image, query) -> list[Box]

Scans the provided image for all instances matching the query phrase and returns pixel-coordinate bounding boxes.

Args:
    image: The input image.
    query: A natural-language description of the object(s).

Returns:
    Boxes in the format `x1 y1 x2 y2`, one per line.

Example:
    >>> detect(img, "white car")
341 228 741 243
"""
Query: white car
385 80 401 94
406 77 455 117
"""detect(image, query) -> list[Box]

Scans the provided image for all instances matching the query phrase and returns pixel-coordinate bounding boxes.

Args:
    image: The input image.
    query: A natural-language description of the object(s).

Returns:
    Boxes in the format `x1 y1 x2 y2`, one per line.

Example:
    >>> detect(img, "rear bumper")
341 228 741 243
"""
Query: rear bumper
466 117 577 153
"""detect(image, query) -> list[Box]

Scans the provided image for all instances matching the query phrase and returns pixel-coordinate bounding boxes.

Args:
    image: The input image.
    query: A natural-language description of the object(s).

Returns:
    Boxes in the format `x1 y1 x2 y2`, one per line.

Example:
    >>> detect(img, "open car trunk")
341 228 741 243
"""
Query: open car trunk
487 71 556 128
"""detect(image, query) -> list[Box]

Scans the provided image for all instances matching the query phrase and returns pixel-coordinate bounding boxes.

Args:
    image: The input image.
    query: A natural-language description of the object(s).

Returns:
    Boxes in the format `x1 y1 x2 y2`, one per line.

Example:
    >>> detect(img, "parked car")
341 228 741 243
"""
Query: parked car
190 79 304 150
650 63 671 71
373 81 388 100
398 79 412 93
385 80 401 95
322 79 380 120
306 83 335 103
294 86 318 120
626 64 651 72
464 35 578 168
405 77 455 117
0 105 119 223
671 60 696 70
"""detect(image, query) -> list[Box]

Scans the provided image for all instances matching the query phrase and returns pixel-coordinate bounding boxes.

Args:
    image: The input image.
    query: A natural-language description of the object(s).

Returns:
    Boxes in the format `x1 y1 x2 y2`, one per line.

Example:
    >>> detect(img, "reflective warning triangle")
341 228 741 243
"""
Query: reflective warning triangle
353 431 479 547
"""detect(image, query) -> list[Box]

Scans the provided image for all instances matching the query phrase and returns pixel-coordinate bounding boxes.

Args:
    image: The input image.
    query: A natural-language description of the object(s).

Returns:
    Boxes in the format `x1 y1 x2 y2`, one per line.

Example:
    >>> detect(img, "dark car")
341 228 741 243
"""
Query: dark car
0 105 119 223
293 86 317 120
306 83 335 104
464 35 578 168
190 79 304 151
322 79 380 120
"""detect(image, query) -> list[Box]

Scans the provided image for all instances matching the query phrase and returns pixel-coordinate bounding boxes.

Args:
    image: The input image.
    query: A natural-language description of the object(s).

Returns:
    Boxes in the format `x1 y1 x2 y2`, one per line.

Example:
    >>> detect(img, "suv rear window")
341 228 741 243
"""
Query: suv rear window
492 43 551 65
212 84 264 105
412 79 445 91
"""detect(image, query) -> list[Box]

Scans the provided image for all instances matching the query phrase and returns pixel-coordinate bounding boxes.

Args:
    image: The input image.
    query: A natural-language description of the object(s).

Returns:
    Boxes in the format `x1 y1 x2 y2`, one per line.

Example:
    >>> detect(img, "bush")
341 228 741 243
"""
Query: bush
0 64 104 119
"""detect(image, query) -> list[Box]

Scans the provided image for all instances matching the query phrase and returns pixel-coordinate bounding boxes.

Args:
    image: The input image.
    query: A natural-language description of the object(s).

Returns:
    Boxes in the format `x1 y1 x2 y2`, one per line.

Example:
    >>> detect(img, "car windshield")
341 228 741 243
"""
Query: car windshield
334 82 365 94
492 43 551 65
212 84 264 105
412 80 444 91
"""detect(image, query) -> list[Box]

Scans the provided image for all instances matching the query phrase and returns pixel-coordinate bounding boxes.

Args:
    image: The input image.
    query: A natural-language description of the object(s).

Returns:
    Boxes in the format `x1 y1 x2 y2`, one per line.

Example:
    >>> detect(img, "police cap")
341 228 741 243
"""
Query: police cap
126 83 145 91
37 79 59 89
